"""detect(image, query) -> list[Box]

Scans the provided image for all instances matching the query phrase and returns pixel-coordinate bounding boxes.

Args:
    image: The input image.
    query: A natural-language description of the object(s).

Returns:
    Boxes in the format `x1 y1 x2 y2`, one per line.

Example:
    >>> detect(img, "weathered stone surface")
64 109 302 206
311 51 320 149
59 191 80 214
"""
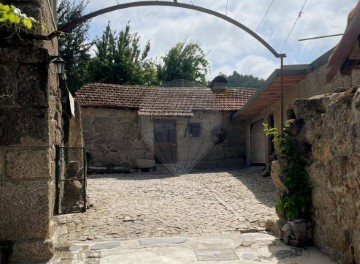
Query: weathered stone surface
0 180 53 240
270 159 286 191
292 87 360 264
133 139 146 150
11 240 53 264
0 47 48 64
81 108 141 167
312 140 332 161
0 64 17 105
242 252 259 261
0 108 49 146
195 249 239 261
5 149 50 179
17 64 48 106
90 241 121 250
139 237 186 245
134 159 155 169
294 94 331 120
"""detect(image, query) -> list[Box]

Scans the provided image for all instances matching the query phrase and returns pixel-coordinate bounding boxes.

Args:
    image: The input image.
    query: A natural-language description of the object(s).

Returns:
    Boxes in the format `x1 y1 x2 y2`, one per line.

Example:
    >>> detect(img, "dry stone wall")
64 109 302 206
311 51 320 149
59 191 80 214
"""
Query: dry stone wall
294 87 360 264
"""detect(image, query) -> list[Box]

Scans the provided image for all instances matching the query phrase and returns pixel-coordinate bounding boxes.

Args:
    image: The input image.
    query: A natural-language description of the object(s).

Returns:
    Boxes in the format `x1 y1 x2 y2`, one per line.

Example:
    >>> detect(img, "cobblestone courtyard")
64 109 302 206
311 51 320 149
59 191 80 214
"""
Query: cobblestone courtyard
56 167 278 244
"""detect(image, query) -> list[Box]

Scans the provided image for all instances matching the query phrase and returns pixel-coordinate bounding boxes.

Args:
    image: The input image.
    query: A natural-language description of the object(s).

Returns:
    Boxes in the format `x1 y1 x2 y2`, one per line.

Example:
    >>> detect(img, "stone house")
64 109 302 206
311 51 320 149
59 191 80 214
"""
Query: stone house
75 83 255 173
232 49 360 165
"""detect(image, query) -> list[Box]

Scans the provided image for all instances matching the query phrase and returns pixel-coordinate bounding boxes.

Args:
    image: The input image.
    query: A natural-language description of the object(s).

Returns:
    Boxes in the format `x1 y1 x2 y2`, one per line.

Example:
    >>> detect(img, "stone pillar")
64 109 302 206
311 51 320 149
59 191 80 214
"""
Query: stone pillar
0 1 62 263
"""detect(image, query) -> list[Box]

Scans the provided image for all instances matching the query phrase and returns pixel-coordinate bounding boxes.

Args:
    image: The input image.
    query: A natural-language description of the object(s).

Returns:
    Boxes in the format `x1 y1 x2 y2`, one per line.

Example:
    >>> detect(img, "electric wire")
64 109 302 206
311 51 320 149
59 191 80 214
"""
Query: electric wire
298 33 343 41
256 0 276 32
281 0 309 51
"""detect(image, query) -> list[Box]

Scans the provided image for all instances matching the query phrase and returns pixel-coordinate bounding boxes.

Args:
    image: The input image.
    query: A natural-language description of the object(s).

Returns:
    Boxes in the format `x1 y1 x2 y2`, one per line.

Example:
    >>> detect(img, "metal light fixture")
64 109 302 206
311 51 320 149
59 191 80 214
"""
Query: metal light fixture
51 56 65 75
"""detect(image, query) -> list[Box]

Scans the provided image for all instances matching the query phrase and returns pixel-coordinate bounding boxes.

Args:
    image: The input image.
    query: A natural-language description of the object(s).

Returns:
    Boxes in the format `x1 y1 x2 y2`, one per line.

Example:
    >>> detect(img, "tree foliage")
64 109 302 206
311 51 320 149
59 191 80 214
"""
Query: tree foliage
226 71 264 89
57 0 91 93
157 41 209 86
86 23 159 86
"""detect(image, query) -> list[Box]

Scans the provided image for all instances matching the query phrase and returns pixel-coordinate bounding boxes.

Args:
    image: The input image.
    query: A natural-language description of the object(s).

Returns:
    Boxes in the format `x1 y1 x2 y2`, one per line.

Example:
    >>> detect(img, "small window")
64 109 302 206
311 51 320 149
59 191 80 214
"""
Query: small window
188 122 202 137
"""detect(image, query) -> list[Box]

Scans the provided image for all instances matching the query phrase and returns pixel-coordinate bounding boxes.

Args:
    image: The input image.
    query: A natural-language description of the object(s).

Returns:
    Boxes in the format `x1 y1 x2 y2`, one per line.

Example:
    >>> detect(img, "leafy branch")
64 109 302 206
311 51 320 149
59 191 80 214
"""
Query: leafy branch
0 3 44 34
263 122 312 220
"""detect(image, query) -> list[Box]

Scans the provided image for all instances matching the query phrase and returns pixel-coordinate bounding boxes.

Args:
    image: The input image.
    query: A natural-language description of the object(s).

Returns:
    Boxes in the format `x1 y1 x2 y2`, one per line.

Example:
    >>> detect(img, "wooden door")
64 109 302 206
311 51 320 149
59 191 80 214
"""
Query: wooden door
154 120 177 164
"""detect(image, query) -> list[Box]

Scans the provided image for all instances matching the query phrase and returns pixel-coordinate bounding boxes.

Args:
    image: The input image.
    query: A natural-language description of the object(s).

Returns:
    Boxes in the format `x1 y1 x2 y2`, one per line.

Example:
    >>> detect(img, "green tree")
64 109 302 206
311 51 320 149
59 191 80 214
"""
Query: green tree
57 0 92 93
226 71 265 89
86 23 159 86
157 41 210 86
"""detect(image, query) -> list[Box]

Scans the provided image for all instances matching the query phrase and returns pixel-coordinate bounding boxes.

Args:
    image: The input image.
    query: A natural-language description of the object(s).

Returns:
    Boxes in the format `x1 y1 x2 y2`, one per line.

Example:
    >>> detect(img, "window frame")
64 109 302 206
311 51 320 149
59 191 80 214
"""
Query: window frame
187 122 202 138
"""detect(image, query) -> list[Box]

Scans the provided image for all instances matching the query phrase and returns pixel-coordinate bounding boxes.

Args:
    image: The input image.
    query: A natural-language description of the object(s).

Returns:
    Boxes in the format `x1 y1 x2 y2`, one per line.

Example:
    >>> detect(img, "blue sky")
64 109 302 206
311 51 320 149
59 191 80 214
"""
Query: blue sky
81 0 358 80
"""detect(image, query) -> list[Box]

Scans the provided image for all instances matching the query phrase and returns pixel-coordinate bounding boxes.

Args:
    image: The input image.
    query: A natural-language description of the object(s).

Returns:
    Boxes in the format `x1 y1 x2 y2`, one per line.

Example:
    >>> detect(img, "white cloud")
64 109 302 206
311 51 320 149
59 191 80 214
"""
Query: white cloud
81 0 358 80
210 55 278 80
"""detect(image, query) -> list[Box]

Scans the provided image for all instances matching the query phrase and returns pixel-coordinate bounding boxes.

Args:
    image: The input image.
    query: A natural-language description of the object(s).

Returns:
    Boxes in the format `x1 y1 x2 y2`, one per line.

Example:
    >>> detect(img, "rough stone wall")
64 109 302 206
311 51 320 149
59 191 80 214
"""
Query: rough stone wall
197 112 246 169
82 107 150 167
294 87 360 264
82 108 246 170
0 1 61 263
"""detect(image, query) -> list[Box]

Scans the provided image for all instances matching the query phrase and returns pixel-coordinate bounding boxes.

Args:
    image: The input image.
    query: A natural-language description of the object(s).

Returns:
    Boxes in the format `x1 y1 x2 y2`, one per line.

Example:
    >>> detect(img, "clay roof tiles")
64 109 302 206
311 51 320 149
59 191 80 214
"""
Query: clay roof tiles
76 83 256 116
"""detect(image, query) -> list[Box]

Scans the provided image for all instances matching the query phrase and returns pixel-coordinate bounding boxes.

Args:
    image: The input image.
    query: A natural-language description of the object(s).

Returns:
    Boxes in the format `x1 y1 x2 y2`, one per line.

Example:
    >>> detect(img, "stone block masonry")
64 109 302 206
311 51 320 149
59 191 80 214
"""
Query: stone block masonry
0 0 62 263
294 87 360 264
82 108 246 170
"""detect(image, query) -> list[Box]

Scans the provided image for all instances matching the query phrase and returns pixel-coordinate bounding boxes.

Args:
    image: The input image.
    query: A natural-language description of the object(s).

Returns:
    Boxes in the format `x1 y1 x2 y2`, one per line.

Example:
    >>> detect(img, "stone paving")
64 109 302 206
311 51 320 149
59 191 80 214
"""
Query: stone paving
55 167 278 244
52 167 336 263
52 233 336 263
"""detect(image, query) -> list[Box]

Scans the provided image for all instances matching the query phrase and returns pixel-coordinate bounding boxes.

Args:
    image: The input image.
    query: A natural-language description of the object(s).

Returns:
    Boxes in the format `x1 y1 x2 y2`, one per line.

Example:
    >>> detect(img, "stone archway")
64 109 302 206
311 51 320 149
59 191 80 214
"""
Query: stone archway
0 2 286 262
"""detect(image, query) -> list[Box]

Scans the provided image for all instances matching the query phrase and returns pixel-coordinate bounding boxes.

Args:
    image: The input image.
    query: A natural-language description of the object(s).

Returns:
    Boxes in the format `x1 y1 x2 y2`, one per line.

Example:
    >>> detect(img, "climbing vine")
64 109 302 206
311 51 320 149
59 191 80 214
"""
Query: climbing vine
0 3 43 32
263 122 312 220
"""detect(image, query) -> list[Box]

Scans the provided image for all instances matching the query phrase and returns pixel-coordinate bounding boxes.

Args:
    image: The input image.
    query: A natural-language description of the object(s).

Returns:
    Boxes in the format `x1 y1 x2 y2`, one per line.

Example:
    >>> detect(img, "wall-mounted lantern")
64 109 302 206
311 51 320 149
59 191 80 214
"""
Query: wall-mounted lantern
49 55 66 79
52 56 65 75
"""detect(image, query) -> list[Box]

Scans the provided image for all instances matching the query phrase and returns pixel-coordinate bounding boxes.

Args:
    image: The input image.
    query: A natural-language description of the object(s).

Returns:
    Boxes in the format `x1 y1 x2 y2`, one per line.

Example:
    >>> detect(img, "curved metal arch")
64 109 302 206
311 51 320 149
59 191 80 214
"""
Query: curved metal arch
56 1 285 59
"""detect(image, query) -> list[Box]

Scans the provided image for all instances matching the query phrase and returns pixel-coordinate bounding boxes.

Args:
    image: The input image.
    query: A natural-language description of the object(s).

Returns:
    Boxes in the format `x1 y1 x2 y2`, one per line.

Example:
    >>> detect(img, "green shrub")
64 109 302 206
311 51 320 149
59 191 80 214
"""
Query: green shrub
263 122 312 220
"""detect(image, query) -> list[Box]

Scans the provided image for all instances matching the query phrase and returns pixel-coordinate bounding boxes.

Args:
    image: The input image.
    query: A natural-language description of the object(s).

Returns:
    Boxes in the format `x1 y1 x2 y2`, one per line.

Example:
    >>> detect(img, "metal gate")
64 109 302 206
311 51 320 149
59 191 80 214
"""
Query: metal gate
55 146 87 214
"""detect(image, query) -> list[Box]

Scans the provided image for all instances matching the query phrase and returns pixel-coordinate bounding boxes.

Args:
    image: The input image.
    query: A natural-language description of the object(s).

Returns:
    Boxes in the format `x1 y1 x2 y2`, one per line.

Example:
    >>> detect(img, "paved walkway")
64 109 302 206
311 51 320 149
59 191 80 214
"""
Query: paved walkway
52 233 335 263
52 167 335 263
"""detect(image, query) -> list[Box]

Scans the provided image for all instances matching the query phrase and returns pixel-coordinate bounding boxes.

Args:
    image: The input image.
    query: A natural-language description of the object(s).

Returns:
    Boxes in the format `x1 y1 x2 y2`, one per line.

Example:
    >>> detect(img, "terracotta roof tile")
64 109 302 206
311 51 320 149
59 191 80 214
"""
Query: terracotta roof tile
76 83 256 116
